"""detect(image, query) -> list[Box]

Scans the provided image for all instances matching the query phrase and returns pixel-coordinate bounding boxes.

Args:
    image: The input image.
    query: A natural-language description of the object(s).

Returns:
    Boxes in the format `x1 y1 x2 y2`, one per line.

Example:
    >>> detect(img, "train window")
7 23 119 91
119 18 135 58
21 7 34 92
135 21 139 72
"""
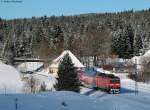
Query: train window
98 73 106 77
107 74 115 78
111 79 120 83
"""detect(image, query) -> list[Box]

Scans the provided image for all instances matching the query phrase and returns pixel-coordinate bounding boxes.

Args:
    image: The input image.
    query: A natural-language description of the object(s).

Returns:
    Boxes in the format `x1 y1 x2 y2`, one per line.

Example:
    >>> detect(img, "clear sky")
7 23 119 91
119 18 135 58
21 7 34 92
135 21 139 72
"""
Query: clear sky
0 0 150 19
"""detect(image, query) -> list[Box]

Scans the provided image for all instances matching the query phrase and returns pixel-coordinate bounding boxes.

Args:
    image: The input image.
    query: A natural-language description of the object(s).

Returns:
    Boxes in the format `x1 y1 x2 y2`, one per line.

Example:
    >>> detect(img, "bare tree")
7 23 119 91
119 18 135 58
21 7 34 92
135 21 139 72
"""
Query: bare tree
23 75 39 93
141 56 150 82
83 29 112 67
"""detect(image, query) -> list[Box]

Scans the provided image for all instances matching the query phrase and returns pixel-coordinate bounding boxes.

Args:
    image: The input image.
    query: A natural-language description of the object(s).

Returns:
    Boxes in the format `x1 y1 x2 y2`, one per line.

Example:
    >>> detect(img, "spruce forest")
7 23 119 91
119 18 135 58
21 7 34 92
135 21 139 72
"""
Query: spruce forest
0 9 150 63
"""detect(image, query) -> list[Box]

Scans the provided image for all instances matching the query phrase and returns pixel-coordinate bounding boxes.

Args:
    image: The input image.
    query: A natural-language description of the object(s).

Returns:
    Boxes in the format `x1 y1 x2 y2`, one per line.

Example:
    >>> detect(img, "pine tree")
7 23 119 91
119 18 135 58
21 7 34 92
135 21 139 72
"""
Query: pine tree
112 25 134 59
56 53 80 92
134 33 143 55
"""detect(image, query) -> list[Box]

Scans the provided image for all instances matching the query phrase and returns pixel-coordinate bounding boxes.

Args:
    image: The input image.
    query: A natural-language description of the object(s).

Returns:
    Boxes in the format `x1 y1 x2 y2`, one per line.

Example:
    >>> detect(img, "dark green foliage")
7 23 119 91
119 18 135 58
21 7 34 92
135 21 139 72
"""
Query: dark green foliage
56 53 80 92
112 25 134 58
35 27 44 42
52 25 64 52
134 34 143 55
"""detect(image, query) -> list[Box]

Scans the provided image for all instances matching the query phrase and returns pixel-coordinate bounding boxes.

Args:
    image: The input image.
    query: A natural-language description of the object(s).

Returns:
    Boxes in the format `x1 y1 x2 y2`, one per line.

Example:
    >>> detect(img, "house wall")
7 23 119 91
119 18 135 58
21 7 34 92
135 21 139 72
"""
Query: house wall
49 67 58 76
49 67 84 77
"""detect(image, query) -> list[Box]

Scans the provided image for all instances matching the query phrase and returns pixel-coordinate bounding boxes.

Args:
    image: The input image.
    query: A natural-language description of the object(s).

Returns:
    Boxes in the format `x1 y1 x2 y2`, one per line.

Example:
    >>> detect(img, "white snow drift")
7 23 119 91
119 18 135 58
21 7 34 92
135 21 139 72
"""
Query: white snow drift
0 62 24 93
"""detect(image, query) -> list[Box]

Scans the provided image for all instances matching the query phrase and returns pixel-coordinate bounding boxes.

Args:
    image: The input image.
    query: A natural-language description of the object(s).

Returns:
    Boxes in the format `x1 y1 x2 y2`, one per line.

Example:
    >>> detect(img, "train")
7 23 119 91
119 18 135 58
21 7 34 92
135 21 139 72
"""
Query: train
78 69 121 94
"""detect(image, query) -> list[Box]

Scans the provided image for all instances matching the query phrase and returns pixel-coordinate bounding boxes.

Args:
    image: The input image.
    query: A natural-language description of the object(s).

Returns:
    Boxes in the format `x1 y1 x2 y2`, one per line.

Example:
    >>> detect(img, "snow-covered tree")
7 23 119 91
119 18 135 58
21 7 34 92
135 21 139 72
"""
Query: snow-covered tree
112 25 134 58
56 53 80 92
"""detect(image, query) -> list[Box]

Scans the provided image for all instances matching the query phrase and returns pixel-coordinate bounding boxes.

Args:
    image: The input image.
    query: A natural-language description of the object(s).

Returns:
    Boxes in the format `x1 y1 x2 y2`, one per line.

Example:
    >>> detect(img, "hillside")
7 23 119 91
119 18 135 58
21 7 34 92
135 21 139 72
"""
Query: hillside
0 9 150 63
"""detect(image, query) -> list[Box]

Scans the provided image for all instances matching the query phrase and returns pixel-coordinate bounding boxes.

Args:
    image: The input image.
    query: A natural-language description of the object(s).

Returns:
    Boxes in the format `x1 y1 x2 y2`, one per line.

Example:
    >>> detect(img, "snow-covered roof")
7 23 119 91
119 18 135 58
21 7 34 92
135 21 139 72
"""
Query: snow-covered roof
130 50 150 64
17 62 44 72
50 50 85 68
131 56 143 65
130 50 150 71
143 50 150 57
0 63 23 93
94 67 113 74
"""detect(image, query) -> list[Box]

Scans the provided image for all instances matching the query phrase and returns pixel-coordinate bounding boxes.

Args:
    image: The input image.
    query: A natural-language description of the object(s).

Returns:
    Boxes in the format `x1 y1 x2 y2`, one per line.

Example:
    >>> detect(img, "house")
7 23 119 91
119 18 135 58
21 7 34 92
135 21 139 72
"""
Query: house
49 50 85 76
17 62 44 74
128 49 150 73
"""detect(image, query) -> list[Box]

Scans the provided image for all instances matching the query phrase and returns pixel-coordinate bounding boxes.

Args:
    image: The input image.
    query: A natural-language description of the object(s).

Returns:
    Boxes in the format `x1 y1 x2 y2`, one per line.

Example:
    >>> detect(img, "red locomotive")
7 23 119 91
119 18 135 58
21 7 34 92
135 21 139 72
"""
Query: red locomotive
78 69 121 94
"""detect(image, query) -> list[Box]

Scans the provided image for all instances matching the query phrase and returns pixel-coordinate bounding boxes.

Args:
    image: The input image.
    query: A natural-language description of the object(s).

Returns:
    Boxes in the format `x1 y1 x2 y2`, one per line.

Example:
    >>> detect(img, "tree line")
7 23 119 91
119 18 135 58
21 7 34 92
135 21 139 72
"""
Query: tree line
0 9 150 63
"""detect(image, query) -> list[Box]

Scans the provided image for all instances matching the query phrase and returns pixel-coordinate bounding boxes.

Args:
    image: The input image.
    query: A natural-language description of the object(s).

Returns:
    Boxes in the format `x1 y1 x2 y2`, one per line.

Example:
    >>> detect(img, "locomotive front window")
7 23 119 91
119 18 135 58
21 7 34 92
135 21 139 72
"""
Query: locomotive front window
111 79 120 83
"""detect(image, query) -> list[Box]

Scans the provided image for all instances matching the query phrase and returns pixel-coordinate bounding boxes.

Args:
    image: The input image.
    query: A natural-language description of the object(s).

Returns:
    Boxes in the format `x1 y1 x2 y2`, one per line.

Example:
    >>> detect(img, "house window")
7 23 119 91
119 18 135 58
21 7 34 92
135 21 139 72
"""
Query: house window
49 69 54 73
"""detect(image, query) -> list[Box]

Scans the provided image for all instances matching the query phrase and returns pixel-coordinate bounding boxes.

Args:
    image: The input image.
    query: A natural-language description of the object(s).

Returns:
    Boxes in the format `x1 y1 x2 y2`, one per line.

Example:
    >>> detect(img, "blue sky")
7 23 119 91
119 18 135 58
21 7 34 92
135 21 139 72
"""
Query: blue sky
0 0 150 19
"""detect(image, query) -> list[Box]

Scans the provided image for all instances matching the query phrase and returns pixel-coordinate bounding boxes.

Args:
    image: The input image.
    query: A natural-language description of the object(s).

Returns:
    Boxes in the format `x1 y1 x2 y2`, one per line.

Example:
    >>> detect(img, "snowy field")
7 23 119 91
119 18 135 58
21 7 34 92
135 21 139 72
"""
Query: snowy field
0 62 150 110
0 91 112 110
0 87 150 110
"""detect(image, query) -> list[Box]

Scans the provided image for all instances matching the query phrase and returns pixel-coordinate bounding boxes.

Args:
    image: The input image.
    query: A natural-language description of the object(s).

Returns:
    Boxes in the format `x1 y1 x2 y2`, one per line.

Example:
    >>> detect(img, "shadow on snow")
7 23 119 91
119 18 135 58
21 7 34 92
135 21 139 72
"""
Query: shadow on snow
120 88 135 94
83 89 96 96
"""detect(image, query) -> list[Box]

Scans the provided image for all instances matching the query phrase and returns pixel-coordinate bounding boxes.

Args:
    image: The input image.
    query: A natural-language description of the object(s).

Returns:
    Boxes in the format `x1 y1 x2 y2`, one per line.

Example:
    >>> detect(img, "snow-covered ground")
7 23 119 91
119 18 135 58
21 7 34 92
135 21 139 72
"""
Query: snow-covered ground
0 71 150 110
0 86 150 110
119 74 150 94
80 77 150 110
0 91 112 110
0 60 150 110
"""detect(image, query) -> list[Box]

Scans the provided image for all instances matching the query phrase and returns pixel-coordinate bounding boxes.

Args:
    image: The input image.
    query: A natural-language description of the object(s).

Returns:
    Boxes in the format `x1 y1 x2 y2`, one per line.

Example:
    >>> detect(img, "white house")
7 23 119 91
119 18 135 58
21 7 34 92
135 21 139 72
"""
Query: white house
49 50 85 76
17 62 44 73
131 49 150 72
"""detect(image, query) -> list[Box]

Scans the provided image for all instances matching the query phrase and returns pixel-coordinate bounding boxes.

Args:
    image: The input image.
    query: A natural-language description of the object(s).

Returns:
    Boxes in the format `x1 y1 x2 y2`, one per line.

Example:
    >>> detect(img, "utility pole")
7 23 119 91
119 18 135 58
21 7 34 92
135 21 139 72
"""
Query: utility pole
134 58 138 95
